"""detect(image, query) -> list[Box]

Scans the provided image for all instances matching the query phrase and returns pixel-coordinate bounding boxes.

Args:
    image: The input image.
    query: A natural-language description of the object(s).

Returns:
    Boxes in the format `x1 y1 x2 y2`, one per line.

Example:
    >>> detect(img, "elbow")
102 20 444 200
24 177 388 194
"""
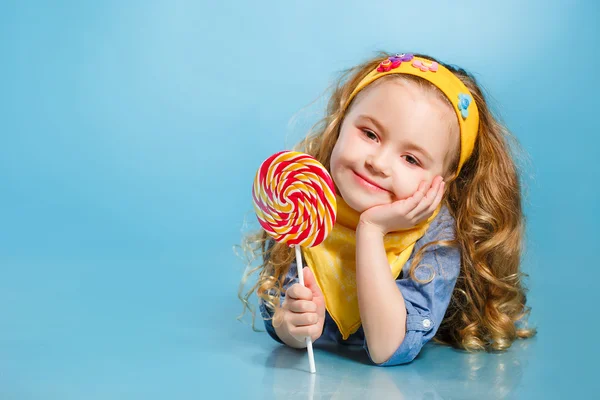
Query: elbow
368 333 406 365
366 330 426 366
370 352 391 366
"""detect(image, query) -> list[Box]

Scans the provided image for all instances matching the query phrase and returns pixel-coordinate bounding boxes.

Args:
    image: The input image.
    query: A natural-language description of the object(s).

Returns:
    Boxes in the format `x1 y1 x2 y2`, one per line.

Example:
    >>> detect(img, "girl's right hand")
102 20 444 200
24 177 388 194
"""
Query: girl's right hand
274 266 326 343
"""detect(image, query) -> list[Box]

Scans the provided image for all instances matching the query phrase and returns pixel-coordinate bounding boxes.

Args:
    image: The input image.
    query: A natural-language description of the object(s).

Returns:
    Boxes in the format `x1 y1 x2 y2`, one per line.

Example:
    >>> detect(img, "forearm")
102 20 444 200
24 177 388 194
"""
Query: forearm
355 221 407 364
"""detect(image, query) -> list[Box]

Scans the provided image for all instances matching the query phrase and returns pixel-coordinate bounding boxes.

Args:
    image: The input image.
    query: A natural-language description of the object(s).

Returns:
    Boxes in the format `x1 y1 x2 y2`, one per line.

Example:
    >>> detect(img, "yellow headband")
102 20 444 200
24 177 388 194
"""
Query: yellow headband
343 54 479 175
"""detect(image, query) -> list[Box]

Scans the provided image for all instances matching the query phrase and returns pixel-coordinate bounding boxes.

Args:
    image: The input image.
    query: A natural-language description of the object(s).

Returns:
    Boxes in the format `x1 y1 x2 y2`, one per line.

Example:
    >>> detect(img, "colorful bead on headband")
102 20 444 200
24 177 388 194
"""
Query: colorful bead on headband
343 53 480 176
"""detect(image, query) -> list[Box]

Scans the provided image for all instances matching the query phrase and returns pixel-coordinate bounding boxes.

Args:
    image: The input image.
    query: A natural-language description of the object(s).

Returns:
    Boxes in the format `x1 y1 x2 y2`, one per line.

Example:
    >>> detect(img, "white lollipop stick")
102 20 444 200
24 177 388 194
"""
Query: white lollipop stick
295 245 316 374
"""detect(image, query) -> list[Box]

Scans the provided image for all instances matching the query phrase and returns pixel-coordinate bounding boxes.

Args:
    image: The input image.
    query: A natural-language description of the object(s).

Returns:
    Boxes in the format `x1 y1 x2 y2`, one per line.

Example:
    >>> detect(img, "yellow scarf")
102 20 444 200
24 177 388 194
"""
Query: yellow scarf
302 194 441 340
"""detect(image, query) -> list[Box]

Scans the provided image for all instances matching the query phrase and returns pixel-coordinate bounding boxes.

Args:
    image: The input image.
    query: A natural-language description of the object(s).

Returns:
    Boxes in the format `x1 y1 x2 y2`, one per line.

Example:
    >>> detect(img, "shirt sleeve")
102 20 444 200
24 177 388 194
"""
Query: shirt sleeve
258 238 300 344
363 209 461 366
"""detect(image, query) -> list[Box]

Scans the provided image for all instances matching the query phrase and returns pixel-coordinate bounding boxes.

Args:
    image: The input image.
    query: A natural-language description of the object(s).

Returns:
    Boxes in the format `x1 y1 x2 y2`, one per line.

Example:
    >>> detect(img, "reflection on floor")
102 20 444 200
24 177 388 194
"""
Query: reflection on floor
261 339 533 399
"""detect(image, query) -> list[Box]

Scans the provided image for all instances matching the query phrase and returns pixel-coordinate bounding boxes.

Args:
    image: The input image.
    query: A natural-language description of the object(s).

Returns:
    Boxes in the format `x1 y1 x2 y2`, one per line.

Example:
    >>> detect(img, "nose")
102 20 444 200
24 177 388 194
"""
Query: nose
366 147 392 176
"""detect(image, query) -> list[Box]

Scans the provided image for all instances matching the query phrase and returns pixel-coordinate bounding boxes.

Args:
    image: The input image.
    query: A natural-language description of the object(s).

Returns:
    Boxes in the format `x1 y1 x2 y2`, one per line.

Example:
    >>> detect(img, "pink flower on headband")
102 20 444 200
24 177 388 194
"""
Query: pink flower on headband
412 59 439 72
377 53 414 72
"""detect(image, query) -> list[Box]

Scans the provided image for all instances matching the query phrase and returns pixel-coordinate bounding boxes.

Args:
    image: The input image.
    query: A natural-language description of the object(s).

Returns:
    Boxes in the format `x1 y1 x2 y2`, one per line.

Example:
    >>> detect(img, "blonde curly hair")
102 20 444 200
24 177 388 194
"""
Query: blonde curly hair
236 51 537 352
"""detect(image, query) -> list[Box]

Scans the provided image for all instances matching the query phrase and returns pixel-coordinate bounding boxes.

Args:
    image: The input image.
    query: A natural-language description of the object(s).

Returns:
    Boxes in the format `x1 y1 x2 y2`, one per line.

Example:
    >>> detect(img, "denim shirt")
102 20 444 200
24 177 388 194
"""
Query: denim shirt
258 204 461 366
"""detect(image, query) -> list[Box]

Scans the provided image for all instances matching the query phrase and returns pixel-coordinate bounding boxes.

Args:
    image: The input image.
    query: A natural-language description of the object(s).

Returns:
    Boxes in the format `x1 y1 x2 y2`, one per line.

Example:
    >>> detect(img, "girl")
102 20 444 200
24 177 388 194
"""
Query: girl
237 51 537 366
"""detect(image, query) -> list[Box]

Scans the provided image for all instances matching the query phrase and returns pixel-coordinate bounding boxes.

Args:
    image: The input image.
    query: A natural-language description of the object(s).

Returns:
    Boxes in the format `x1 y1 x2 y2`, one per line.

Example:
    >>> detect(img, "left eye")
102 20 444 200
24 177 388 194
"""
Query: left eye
404 155 419 166
362 129 377 140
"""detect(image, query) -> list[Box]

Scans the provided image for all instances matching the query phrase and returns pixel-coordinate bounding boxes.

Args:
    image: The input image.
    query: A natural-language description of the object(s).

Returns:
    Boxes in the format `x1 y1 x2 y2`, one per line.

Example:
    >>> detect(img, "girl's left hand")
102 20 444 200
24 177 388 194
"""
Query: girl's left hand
359 176 445 235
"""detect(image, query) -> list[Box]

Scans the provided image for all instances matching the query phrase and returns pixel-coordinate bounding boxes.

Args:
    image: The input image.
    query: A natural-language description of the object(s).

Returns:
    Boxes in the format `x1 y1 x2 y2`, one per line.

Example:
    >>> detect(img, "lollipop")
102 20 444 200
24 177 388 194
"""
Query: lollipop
252 150 337 374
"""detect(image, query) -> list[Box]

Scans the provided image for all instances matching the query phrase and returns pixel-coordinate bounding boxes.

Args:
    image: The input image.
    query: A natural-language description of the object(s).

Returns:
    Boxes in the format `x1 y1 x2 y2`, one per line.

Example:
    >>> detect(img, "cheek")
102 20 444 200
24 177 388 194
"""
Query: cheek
328 145 344 194
391 166 425 200
336 133 362 160
329 143 341 174
329 135 353 168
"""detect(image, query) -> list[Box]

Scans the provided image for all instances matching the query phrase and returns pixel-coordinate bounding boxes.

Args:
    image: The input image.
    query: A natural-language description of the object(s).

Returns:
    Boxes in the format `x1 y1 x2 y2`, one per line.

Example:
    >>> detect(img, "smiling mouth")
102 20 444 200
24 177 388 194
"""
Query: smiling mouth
353 171 389 193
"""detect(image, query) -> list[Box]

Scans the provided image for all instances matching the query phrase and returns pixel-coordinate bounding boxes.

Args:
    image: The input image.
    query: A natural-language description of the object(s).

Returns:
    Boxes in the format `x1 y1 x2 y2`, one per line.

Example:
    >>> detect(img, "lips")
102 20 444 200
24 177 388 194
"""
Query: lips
353 171 389 192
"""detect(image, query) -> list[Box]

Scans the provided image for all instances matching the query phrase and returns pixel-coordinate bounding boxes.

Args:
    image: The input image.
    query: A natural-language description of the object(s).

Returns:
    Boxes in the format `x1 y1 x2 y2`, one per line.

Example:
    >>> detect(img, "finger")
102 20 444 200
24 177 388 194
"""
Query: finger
288 311 319 327
302 267 324 299
427 180 445 213
413 177 441 211
416 179 429 197
402 180 429 214
400 180 427 211
408 177 442 219
286 283 313 301
425 176 443 201
290 324 321 341
288 299 317 313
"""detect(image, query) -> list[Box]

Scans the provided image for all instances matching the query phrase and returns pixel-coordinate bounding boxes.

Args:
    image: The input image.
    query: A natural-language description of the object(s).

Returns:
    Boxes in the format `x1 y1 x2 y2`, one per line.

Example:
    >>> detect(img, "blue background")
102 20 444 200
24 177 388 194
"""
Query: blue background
1 0 597 398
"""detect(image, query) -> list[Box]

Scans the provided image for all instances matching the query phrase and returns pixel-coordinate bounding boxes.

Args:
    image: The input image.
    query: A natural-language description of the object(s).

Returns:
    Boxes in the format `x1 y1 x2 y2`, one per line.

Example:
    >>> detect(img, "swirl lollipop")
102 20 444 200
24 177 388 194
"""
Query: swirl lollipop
252 150 337 374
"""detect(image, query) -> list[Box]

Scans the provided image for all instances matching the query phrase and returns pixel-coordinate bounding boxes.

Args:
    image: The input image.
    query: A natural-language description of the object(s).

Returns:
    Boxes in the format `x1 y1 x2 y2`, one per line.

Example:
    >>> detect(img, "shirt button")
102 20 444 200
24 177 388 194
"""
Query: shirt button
422 319 431 328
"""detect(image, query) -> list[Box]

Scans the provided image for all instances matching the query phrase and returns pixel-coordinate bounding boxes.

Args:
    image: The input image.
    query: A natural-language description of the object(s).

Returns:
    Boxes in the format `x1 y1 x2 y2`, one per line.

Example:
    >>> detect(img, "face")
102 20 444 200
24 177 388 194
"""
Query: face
330 77 459 213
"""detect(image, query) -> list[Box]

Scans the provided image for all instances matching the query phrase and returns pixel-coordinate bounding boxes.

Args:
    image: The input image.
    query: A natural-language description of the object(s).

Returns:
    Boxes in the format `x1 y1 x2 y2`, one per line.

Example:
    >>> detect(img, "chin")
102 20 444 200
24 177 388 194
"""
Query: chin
342 192 388 214
344 197 367 213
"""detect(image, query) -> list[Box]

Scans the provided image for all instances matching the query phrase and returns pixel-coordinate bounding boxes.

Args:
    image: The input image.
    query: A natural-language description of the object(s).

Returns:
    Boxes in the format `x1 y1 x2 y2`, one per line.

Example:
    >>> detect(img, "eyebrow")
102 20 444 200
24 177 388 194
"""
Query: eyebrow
357 114 434 163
